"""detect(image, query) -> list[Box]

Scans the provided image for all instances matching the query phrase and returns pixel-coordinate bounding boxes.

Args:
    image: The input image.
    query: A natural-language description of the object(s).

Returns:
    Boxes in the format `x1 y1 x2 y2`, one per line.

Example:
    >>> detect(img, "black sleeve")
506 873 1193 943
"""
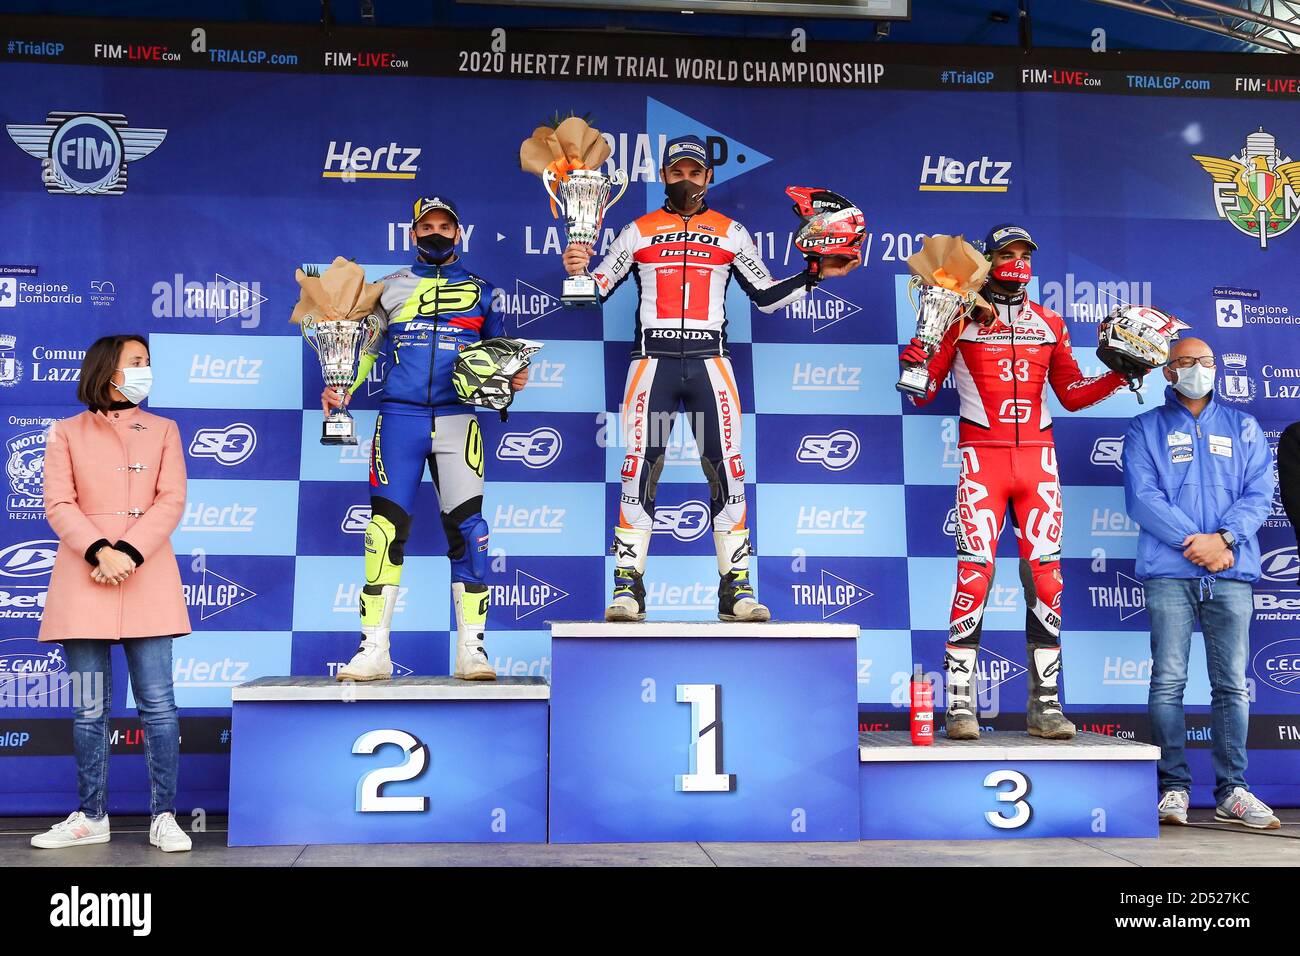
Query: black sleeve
113 540 145 567
1279 422 1300 548
83 538 111 567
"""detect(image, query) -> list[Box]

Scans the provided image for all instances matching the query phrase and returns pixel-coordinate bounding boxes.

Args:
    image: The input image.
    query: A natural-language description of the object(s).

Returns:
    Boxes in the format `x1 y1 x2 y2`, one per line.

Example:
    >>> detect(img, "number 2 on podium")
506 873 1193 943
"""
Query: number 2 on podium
675 683 737 793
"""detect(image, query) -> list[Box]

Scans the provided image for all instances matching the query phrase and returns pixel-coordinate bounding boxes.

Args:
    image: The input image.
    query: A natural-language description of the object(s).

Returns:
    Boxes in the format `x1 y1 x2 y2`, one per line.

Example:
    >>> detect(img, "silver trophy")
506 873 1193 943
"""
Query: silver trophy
543 167 628 308
301 315 383 445
897 275 977 396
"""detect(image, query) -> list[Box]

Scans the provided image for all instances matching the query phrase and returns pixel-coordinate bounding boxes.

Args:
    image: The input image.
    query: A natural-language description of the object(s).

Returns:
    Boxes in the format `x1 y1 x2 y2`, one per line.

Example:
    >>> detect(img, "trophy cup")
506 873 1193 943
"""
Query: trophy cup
290 257 385 445
521 115 627 308
897 235 991 397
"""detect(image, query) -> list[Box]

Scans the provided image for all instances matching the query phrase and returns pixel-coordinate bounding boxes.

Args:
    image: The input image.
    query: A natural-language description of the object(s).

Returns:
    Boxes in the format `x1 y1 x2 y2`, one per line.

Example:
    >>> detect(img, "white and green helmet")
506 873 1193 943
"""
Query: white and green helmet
452 337 543 412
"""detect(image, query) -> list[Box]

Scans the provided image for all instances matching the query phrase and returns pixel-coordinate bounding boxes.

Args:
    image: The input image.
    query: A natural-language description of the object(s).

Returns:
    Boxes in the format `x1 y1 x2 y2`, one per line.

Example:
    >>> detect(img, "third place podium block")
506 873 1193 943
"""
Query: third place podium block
548 621 861 843
227 676 549 846
858 731 1161 839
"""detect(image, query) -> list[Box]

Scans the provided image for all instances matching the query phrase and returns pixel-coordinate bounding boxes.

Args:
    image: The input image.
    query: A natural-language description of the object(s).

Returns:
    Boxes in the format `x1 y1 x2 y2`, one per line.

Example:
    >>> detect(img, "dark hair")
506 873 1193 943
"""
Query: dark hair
77 335 149 410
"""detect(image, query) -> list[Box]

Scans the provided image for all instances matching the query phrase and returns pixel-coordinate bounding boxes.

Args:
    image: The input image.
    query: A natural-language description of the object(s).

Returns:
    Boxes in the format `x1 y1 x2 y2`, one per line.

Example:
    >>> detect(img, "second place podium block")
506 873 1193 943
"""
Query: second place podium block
548 621 861 843
228 677 550 846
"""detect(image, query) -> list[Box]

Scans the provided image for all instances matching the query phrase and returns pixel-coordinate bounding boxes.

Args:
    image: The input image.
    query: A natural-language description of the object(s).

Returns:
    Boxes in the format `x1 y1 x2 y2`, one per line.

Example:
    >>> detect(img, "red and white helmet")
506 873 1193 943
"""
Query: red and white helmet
786 186 866 261
1097 305 1190 401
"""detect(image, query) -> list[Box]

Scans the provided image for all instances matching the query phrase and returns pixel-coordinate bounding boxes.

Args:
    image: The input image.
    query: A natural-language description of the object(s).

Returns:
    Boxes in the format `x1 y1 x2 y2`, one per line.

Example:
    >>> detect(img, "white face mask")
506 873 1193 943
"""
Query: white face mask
113 366 153 404
1172 363 1214 400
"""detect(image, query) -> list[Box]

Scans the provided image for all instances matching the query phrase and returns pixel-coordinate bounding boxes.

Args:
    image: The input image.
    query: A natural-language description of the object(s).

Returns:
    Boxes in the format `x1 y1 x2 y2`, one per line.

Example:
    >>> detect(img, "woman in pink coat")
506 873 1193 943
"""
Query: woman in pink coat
31 334 193 853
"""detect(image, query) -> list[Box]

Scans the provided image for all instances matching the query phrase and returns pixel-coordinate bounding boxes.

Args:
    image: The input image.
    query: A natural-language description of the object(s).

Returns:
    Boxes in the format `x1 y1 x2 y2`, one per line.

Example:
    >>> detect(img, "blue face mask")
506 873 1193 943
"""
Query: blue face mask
1173 363 1215 399
114 366 153 404
417 233 456 263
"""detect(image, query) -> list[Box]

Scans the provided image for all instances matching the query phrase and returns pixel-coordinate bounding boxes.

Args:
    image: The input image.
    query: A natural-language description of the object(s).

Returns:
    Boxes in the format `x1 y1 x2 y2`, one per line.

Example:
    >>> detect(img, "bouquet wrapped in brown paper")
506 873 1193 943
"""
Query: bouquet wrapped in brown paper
290 257 385 445
897 236 990 397
519 113 627 307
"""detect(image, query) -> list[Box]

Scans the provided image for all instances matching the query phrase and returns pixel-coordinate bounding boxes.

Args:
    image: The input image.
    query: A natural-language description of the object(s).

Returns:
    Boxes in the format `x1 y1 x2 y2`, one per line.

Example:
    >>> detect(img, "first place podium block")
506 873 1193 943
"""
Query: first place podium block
859 731 1161 840
228 677 549 846
548 621 861 844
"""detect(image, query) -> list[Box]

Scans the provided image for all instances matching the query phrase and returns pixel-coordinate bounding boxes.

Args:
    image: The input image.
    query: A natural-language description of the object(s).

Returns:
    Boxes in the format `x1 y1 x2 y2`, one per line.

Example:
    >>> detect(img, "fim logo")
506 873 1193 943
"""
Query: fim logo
653 500 711 542
495 279 561 330
796 429 860 471
1216 353 1256 404
342 504 371 533
1193 127 1300 250
1090 436 1125 471
6 111 165 196
783 285 862 332
790 568 873 620
6 427 47 517
488 568 571 621
188 423 257 467
1252 638 1300 695
1088 570 1146 621
497 427 562 469
1216 298 1244 328
0 333 24 388
182 565 257 622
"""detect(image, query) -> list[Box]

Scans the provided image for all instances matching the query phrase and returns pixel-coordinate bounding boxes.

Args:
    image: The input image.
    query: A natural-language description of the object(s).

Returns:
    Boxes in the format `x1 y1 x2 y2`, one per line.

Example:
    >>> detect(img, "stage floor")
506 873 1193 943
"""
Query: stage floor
2 811 1295 867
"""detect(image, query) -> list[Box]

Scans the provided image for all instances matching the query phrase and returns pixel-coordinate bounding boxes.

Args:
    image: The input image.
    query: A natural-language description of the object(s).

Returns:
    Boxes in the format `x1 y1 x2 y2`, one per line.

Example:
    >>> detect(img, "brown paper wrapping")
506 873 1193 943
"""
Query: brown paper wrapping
289 256 385 326
906 235 992 313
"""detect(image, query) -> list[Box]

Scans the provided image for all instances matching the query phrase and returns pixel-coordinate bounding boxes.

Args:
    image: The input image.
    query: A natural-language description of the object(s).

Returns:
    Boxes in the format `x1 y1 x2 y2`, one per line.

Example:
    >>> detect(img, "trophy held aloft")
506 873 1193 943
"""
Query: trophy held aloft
520 114 627 308
897 235 991 397
290 256 385 445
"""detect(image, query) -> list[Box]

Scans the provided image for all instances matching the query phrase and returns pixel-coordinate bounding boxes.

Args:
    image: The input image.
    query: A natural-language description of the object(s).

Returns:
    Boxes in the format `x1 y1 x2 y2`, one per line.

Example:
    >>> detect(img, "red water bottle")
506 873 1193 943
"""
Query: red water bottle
910 671 934 746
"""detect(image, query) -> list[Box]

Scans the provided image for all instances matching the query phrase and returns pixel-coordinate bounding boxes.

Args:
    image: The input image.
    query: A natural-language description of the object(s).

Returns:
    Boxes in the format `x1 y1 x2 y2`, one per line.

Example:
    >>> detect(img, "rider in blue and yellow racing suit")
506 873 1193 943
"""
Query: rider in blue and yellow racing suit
323 196 526 681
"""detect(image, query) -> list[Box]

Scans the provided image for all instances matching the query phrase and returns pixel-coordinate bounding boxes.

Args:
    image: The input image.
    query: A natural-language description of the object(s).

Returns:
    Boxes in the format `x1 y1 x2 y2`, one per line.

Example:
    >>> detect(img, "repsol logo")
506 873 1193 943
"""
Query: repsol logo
649 232 721 246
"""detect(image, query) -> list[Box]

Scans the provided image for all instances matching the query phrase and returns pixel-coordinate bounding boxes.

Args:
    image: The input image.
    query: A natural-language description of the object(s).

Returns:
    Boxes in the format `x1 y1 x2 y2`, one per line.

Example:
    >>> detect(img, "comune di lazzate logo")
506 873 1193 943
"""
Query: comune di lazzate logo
6 111 166 196
1192 127 1300 250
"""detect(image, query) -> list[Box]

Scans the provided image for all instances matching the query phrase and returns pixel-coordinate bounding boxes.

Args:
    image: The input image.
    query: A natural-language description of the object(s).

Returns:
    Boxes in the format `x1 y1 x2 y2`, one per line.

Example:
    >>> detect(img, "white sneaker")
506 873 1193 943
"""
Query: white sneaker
1157 789 1189 826
337 641 393 682
454 643 496 681
149 812 192 852
31 811 111 849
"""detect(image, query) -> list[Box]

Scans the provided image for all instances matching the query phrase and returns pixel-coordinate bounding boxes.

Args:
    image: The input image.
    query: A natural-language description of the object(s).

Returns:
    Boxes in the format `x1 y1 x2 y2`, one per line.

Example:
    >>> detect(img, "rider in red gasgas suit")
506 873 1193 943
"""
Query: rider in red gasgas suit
900 224 1130 741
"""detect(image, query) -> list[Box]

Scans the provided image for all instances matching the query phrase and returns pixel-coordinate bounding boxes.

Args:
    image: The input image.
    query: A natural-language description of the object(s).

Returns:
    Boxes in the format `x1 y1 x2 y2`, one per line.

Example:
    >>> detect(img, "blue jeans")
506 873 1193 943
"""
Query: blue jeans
62 637 180 819
1144 577 1252 802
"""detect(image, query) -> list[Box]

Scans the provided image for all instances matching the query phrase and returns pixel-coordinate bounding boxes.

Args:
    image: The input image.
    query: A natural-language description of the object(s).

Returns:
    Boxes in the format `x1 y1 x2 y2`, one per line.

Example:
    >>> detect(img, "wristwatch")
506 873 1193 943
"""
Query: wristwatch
1217 528 1236 551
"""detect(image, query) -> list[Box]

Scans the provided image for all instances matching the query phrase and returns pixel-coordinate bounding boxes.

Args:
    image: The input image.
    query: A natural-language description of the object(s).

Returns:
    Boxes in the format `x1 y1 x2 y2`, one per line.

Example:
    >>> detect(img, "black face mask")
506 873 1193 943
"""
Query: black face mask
664 179 705 211
417 233 456 263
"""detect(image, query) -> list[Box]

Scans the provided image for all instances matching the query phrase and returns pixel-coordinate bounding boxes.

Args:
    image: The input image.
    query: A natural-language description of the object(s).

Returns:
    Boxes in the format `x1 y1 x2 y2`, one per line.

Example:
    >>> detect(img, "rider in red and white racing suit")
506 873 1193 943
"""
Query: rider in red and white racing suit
563 135 859 622
901 224 1131 740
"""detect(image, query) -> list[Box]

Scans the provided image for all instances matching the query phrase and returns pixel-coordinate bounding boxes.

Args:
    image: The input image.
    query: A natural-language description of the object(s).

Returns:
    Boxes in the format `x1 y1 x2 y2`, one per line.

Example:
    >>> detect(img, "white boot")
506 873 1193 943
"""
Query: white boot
943 644 980 740
606 527 650 622
715 529 769 622
337 584 396 682
453 582 495 681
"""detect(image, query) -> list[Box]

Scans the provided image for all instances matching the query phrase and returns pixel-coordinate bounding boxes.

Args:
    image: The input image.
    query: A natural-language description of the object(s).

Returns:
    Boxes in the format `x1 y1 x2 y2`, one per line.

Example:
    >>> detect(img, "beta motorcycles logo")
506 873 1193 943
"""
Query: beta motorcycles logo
6 111 166 195
188 423 258 467
6 428 47 517
1252 639 1300 695
0 539 57 578
1192 127 1300 249
796 430 860 471
1259 546 1298 584
496 427 562 469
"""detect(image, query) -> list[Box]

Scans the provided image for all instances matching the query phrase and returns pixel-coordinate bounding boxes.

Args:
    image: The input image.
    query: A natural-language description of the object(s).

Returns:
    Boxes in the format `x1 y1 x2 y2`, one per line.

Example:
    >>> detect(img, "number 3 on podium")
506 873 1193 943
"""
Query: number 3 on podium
983 769 1032 829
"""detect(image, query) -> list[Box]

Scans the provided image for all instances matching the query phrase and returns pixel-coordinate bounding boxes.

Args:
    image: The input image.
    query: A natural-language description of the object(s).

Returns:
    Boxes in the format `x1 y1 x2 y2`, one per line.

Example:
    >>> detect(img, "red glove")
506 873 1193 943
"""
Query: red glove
900 337 929 367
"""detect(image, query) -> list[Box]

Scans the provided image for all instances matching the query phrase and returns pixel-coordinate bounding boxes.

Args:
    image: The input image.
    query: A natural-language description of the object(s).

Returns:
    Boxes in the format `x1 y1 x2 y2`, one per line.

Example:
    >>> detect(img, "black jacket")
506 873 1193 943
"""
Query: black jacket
1279 422 1300 583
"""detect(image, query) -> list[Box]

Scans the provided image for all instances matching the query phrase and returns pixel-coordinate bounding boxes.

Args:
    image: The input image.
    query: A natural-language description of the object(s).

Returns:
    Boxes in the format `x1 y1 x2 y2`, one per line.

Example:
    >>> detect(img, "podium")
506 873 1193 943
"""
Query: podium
858 731 1160 840
548 621 861 843
228 676 549 846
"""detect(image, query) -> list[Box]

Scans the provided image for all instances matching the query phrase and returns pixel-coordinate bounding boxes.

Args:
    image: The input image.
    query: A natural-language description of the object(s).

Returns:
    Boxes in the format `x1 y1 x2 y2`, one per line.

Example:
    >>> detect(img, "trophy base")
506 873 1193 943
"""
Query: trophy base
562 275 601 309
896 365 930 397
321 415 358 446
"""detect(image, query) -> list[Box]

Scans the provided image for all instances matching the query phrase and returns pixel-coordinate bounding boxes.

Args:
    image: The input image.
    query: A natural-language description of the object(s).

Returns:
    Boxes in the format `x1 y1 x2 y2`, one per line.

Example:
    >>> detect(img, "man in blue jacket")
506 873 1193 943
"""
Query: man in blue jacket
1123 336 1278 829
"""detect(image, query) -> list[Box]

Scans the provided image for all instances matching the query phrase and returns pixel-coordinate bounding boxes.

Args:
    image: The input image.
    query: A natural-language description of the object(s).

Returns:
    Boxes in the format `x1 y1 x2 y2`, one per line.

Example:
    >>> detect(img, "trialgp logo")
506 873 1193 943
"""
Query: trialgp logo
488 568 571 621
1192 126 1300 249
6 111 165 196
